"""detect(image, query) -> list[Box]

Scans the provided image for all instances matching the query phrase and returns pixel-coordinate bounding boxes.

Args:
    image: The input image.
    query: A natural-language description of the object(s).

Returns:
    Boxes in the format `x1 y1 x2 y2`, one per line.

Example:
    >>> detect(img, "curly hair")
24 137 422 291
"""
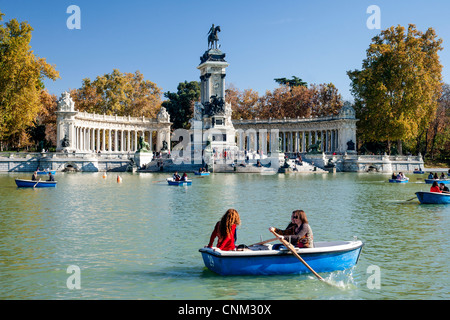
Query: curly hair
218 209 241 237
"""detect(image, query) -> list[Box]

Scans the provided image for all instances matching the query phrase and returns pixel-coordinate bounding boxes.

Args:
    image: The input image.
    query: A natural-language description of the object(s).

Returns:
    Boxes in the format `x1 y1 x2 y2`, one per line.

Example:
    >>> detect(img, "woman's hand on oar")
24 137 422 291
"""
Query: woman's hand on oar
33 178 41 188
270 228 338 287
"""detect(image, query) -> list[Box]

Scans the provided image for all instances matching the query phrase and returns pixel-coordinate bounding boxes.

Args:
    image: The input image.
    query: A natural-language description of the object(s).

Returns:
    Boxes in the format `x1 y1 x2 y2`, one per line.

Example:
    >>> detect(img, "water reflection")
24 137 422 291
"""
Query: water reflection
0 172 448 299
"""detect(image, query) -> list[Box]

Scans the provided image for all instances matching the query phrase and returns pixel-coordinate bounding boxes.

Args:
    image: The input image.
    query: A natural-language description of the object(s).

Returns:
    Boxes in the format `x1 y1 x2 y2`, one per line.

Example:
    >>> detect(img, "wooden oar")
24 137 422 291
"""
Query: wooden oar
270 229 331 285
33 178 41 188
406 196 417 201
249 237 278 247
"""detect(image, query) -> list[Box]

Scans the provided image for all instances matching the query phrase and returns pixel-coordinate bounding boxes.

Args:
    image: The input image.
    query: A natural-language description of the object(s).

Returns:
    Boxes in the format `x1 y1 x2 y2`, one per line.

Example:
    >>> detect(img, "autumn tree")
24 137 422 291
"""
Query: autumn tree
0 11 60 149
226 84 260 120
71 69 162 118
425 83 450 162
162 81 200 129
227 82 342 120
348 24 443 154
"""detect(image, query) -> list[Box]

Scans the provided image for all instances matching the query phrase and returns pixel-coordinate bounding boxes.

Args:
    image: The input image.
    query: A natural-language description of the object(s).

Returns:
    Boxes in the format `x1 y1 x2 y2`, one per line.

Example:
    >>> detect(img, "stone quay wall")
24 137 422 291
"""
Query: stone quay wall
0 152 131 172
0 152 424 173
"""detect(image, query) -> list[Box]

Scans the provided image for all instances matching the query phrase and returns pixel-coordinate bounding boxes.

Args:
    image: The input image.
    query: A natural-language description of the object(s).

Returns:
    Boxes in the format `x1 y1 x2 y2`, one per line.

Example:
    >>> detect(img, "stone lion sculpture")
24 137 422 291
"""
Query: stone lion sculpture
137 136 151 153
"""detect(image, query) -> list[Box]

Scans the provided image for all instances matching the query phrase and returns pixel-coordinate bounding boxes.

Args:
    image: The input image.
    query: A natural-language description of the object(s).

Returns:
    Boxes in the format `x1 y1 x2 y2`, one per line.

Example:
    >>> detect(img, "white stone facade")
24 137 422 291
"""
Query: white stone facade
56 92 171 154
232 103 358 155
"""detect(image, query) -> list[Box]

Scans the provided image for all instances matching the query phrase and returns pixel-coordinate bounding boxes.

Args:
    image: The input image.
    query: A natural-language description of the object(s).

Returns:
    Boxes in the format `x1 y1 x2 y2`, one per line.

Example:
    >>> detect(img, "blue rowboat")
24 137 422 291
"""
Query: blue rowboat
194 172 210 176
415 191 450 204
424 179 450 184
15 179 57 188
413 171 424 174
199 240 363 276
166 178 192 186
389 178 409 183
37 170 56 175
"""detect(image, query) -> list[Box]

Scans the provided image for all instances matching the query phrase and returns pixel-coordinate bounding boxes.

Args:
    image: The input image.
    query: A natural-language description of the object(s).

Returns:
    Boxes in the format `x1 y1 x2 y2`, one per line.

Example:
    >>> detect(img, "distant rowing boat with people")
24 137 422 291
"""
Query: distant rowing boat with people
194 172 210 176
389 178 409 183
424 179 450 184
166 178 192 186
37 170 56 175
15 179 57 188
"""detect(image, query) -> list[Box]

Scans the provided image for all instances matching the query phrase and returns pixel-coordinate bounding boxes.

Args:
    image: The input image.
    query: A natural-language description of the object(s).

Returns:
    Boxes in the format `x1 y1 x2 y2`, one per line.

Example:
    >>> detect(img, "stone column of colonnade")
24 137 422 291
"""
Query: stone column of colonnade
72 127 162 153
235 129 340 154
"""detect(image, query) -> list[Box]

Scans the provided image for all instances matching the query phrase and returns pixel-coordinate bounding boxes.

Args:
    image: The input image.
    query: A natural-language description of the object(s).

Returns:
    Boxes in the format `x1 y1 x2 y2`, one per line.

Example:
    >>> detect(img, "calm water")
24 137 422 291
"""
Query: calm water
0 171 448 300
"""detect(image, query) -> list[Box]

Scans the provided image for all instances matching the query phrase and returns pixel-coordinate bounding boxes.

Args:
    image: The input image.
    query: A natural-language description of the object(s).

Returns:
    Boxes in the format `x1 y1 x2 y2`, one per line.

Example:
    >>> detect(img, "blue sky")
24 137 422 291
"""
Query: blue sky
1 0 449 101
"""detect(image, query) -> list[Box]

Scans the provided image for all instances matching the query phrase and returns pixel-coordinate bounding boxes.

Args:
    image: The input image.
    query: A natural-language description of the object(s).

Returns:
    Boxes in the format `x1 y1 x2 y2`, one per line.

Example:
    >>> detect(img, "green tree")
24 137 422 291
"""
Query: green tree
0 11 60 149
274 76 307 88
162 81 200 129
348 24 443 154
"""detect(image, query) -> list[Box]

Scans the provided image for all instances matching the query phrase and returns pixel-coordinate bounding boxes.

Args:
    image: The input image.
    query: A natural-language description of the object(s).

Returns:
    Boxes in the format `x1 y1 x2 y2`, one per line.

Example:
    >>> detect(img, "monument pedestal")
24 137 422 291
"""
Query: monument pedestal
134 152 153 168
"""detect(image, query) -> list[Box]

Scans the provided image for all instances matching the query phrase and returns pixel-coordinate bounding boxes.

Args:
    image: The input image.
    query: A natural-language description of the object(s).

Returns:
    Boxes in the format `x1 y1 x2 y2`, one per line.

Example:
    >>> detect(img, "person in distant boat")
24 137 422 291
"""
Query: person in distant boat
434 173 439 179
173 171 181 181
207 209 241 251
428 172 434 179
440 172 446 180
47 172 55 182
180 173 188 181
269 210 314 248
31 171 38 181
430 181 441 193
439 183 450 193
392 172 397 180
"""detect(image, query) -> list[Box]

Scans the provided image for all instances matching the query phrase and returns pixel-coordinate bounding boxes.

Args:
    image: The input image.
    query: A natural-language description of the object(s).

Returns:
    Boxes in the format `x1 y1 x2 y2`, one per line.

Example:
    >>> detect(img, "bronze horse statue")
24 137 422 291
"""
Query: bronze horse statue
208 25 221 49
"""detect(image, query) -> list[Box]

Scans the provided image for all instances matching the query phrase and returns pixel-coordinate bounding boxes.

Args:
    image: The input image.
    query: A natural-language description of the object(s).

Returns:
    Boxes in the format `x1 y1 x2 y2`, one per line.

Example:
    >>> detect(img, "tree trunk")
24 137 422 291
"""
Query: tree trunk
397 140 403 155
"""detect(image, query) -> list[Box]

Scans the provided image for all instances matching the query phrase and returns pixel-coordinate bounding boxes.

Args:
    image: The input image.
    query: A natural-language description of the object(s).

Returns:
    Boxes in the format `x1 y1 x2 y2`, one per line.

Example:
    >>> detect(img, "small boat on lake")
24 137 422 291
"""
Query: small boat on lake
424 179 450 184
166 178 192 186
15 179 57 188
199 240 363 276
413 171 424 174
389 178 409 183
194 171 210 176
37 170 56 175
415 191 450 204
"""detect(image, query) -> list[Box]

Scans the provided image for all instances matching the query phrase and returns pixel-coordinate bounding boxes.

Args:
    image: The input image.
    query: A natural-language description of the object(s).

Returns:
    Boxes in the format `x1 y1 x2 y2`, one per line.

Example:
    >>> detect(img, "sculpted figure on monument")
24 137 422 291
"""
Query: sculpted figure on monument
207 24 221 49
137 136 151 153
57 91 75 112
61 134 70 148
307 140 322 154
204 95 225 116
157 106 170 122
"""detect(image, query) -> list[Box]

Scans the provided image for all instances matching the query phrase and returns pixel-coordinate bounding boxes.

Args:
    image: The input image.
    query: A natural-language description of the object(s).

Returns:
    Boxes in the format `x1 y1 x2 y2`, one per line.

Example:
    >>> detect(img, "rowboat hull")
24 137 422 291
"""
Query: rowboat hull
199 240 363 276
37 170 56 175
167 178 192 186
194 172 210 176
389 179 409 183
413 171 424 174
15 179 57 188
415 191 450 204
425 179 450 184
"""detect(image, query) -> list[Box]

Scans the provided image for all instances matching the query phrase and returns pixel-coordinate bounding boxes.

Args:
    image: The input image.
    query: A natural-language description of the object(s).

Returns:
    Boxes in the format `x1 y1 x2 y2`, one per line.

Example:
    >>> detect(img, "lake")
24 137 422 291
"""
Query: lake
0 171 448 300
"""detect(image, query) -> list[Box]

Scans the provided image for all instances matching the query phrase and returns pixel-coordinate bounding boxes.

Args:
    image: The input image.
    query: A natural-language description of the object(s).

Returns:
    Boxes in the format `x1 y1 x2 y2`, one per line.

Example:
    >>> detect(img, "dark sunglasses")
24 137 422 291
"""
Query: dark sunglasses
292 216 299 219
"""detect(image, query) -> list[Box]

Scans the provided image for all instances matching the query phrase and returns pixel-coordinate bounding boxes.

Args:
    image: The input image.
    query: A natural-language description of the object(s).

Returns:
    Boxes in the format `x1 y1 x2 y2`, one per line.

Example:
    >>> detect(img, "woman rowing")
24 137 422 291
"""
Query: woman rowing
269 210 314 248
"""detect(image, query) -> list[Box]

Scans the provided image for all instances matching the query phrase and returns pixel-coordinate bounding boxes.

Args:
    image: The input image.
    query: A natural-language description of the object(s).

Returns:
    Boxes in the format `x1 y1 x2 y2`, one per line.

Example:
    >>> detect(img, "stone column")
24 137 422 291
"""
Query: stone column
127 130 131 152
114 130 118 152
102 129 106 151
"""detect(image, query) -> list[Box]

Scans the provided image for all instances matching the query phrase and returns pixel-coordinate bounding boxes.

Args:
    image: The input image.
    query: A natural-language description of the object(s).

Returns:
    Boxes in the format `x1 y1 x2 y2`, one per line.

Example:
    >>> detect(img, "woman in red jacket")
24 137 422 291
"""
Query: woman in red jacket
430 181 442 193
207 209 241 251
